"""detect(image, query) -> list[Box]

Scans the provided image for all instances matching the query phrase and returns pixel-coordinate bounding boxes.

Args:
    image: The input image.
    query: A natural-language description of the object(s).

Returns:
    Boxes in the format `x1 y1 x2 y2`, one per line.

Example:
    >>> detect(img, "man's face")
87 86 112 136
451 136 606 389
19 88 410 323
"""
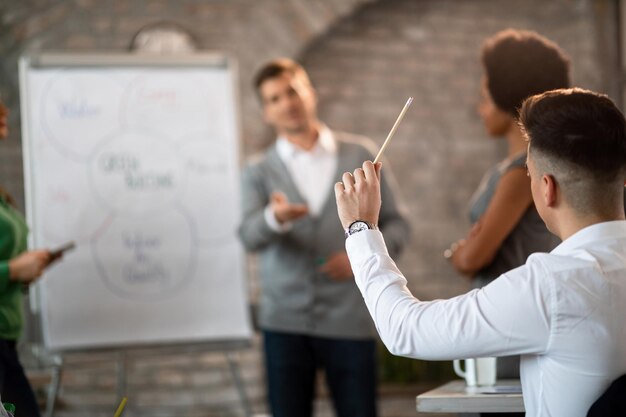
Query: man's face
259 72 317 135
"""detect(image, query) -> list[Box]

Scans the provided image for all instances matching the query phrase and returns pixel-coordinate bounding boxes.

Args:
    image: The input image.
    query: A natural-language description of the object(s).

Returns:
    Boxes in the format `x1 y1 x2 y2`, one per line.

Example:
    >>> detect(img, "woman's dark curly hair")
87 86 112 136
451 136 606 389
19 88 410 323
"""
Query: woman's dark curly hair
482 29 571 116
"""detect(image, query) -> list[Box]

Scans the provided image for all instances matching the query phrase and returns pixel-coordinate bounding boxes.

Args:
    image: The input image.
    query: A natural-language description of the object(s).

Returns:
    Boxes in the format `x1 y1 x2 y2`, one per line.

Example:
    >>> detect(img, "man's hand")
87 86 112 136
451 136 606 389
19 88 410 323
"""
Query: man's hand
319 252 353 281
334 161 382 229
9 249 51 284
271 191 309 224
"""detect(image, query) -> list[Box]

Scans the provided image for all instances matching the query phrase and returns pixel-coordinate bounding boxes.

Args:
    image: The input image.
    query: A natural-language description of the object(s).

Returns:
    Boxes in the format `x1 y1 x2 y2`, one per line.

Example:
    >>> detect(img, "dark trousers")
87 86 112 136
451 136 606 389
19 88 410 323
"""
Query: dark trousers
0 340 41 417
263 330 377 417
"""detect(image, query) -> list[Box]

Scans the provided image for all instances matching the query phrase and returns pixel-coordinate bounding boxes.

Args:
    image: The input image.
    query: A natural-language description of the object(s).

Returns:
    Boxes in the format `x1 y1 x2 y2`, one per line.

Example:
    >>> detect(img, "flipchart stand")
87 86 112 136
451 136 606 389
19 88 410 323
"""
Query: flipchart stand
38 341 252 417
19 52 254 417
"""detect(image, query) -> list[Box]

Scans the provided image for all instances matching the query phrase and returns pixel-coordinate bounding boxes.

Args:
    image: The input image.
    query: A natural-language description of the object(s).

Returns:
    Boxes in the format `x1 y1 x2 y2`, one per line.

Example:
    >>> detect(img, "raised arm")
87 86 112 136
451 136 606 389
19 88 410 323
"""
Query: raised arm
335 161 551 360
347 232 551 360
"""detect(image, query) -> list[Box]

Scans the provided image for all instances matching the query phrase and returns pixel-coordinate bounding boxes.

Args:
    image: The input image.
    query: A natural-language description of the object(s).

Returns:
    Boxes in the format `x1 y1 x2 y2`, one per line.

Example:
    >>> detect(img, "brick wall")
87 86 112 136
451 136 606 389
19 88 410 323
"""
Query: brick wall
303 0 605 300
0 0 612 416
0 0 374 208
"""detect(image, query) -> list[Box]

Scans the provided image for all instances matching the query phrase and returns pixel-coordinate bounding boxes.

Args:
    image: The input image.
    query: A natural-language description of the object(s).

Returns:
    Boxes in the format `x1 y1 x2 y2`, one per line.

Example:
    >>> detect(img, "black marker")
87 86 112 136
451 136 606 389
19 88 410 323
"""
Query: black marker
49 241 76 261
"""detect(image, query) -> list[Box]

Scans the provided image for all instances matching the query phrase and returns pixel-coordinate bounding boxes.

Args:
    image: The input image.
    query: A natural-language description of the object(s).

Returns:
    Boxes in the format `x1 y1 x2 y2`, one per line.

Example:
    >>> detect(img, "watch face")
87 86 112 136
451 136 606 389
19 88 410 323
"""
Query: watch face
349 221 370 235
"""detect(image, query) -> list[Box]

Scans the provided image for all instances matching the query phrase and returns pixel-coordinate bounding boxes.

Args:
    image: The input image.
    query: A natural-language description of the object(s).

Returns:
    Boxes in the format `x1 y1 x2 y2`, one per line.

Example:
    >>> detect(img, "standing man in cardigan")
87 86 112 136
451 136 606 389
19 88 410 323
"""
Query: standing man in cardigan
238 58 409 417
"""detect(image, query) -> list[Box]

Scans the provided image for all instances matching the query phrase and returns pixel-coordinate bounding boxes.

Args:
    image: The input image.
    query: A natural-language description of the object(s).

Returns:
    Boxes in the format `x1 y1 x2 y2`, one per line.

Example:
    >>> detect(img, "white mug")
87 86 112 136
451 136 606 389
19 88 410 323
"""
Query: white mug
453 357 497 387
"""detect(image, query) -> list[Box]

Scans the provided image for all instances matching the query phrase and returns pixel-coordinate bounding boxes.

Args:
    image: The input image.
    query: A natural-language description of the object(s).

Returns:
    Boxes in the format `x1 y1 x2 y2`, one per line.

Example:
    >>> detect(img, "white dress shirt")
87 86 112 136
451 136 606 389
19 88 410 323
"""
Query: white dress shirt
264 126 338 231
346 221 626 417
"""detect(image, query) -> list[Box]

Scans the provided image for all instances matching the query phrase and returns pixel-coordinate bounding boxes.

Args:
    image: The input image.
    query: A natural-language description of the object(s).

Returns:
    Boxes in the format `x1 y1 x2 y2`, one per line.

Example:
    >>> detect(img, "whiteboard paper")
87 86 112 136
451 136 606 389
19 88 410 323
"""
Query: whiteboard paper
20 54 251 350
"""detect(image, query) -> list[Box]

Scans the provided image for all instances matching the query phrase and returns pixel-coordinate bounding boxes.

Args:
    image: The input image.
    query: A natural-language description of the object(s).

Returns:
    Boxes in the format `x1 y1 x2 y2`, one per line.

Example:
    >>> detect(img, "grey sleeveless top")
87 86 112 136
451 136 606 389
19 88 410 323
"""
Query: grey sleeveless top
468 153 561 289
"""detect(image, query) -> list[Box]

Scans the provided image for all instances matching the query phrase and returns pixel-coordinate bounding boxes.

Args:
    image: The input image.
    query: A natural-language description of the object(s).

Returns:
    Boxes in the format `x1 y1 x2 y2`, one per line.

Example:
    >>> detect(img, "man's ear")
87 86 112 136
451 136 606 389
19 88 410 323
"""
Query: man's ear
543 174 558 208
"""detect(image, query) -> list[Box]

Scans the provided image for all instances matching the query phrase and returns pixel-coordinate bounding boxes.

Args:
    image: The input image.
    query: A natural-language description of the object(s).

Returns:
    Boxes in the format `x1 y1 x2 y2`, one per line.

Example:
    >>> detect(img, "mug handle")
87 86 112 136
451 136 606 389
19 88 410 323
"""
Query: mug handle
453 359 466 379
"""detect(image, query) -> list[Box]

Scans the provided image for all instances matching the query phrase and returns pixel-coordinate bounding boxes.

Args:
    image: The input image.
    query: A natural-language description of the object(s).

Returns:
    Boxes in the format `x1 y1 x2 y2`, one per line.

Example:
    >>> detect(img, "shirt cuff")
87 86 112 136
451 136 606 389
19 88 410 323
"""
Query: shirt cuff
264 205 293 233
345 229 389 267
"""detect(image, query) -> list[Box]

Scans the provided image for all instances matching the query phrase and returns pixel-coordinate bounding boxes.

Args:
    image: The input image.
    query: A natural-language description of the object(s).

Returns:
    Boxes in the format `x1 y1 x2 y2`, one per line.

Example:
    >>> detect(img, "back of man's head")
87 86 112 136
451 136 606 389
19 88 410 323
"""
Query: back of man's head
520 88 626 216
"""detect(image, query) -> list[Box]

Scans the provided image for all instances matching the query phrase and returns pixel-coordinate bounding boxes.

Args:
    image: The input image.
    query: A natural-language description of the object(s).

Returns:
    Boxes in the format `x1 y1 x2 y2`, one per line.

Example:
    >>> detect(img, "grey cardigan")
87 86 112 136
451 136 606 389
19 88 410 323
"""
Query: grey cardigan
238 131 410 339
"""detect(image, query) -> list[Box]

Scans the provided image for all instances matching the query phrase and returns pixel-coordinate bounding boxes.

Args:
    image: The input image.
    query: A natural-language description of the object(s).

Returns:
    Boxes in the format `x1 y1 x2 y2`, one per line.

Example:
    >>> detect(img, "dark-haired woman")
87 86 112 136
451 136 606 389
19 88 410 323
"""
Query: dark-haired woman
0 99 50 417
446 29 570 414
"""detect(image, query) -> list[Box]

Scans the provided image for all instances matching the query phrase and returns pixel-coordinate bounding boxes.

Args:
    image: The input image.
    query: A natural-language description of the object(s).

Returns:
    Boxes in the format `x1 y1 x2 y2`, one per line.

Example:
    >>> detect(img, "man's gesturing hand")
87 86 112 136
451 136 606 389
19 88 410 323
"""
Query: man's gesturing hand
271 191 309 224
334 161 382 229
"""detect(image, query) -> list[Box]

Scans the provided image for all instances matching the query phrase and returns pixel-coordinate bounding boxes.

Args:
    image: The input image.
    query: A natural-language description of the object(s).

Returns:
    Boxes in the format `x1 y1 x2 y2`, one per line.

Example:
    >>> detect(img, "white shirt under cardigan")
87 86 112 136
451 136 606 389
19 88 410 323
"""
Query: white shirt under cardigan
264 125 338 232
346 221 626 417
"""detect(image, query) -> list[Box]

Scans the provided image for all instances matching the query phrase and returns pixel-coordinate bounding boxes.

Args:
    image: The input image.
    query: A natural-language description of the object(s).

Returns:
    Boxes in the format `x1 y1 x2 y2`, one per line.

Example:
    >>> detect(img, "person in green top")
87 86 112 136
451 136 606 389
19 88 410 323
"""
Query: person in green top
0 99 52 417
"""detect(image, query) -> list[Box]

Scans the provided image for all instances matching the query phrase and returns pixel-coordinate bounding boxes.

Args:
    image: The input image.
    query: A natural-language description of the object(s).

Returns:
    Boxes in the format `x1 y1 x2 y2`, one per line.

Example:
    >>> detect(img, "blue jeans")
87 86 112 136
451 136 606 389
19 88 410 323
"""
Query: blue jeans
0 340 41 417
263 330 377 417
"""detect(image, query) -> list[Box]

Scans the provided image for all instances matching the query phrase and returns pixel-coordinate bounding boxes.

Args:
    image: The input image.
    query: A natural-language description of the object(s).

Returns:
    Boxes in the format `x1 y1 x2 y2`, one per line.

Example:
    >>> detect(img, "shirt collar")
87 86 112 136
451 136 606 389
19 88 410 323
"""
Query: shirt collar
551 220 626 255
276 125 337 160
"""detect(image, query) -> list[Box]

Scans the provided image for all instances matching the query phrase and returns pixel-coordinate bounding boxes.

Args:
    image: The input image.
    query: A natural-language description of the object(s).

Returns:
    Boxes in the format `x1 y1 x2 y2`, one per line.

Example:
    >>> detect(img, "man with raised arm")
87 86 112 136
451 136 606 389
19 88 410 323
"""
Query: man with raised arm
335 88 626 417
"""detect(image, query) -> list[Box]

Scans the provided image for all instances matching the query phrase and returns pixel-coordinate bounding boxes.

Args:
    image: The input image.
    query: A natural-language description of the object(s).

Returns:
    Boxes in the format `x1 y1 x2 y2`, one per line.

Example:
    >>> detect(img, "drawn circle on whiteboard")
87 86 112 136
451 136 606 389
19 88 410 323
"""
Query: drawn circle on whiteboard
89 129 187 216
36 148 111 243
178 132 237 243
93 210 196 300
40 72 123 161
120 74 213 138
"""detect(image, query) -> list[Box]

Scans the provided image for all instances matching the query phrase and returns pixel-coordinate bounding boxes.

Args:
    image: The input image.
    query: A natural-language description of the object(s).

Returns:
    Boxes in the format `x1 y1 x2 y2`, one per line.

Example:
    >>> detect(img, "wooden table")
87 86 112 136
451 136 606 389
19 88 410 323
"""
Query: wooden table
416 379 524 413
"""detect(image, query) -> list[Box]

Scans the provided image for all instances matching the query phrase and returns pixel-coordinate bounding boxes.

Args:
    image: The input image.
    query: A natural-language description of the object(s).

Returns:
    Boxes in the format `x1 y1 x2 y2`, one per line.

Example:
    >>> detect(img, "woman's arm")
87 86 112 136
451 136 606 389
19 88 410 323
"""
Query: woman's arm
9 250 51 284
451 167 533 277
0 250 51 291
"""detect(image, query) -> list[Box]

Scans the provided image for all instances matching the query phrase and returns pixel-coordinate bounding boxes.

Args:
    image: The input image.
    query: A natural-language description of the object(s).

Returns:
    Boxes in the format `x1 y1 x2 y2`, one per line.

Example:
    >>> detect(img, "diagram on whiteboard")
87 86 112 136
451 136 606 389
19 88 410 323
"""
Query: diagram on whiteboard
22 60 251 349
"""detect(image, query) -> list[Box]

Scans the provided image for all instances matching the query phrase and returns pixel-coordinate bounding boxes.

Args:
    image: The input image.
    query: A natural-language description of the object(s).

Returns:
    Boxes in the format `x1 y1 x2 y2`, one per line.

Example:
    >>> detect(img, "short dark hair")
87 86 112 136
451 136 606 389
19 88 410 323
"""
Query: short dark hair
520 88 626 184
482 29 571 116
253 58 311 92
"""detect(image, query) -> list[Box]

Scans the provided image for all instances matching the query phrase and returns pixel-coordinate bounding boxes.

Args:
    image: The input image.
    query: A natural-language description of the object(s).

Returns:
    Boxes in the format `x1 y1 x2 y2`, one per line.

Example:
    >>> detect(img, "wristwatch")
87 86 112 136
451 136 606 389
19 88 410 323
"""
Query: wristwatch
345 220 377 238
